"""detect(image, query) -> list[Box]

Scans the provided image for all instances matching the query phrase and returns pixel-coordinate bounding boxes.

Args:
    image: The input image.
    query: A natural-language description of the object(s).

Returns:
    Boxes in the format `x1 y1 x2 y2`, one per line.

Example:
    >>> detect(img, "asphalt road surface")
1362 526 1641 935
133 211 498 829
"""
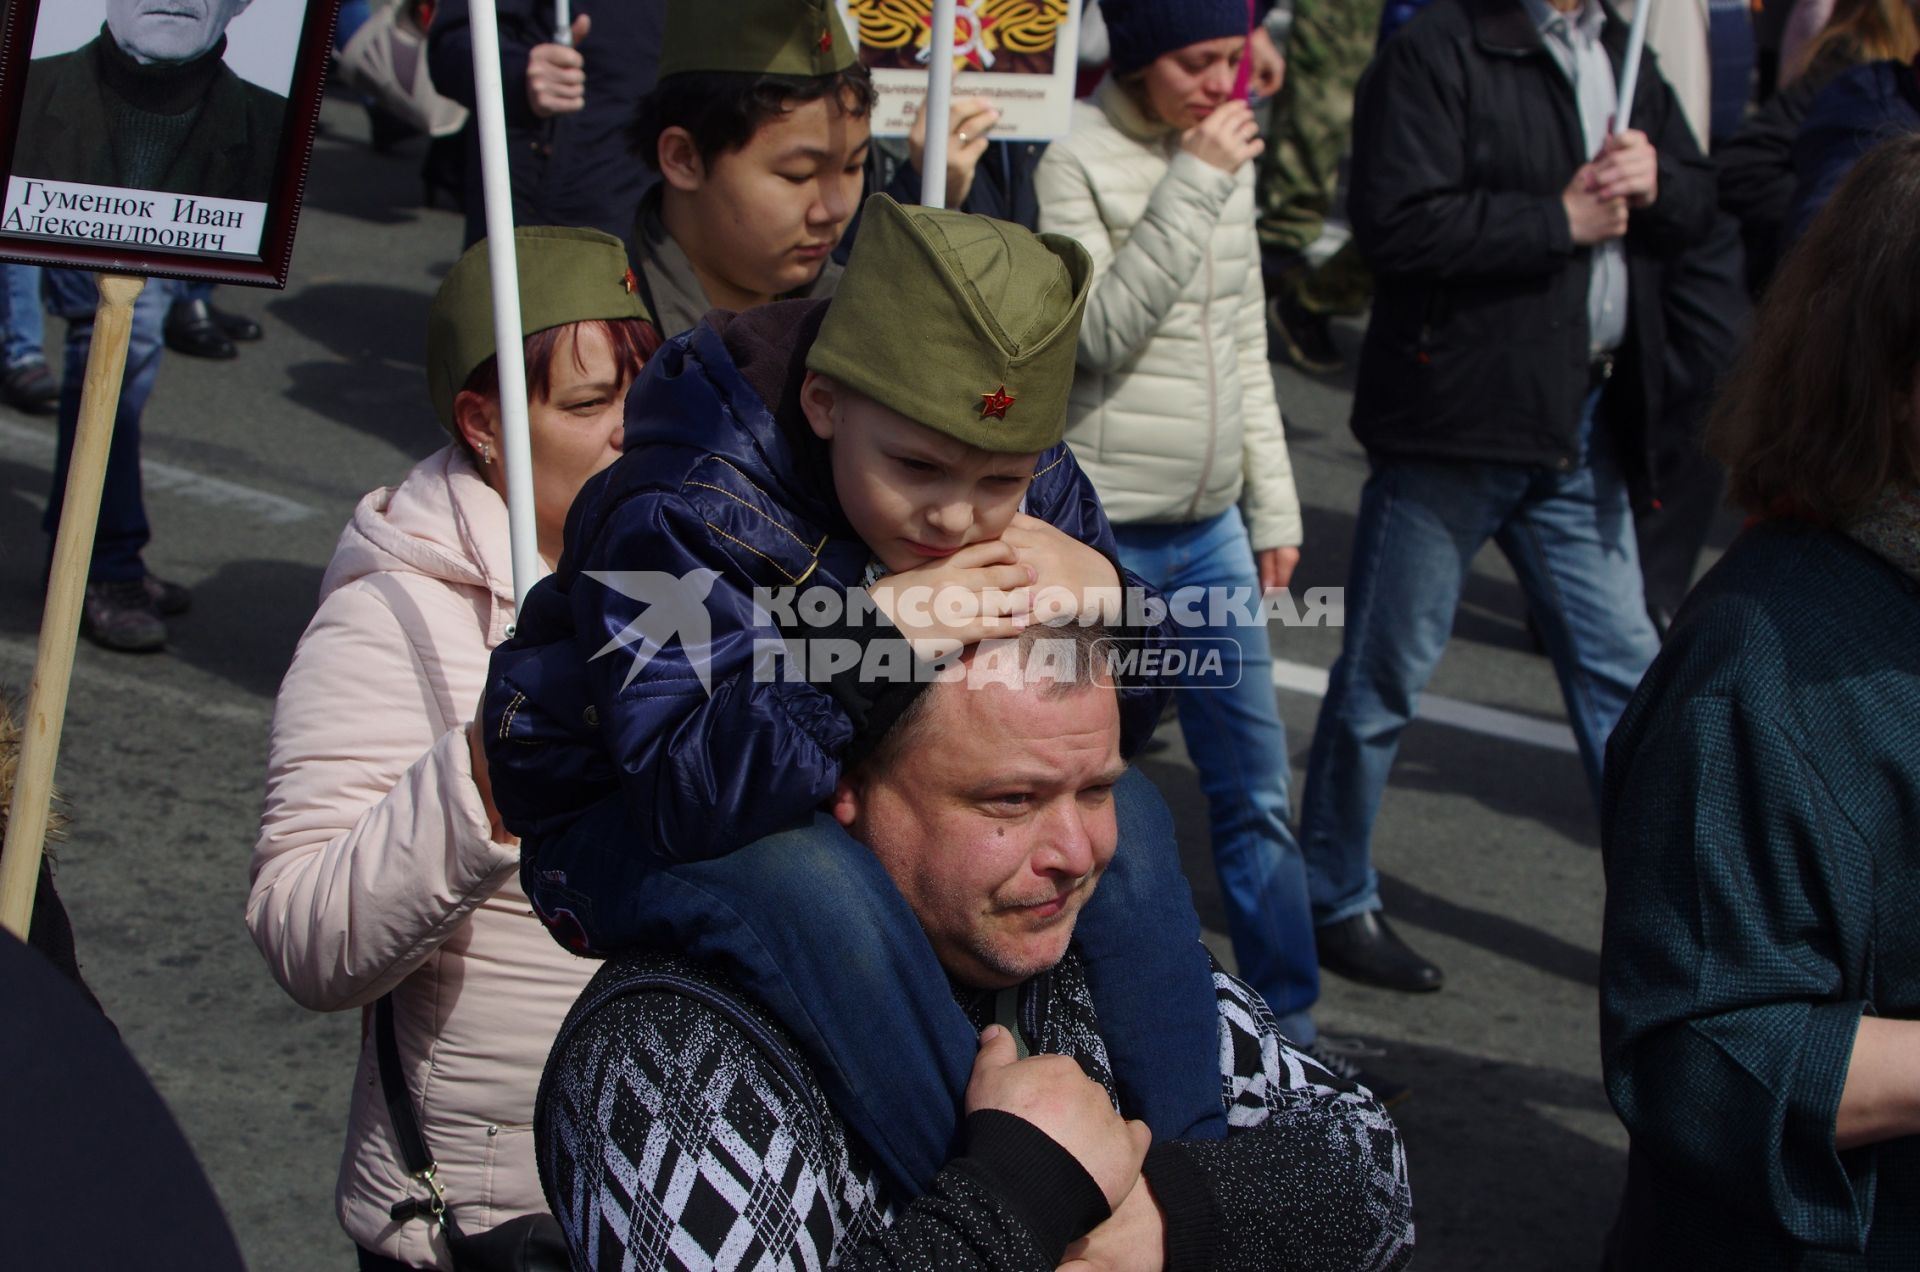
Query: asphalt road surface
0 96 1739 1271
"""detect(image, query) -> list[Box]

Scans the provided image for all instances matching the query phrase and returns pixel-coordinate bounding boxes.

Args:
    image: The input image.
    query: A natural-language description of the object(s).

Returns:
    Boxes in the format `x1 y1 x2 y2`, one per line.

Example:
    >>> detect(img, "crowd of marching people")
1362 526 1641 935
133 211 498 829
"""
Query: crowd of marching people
9 0 1920 1265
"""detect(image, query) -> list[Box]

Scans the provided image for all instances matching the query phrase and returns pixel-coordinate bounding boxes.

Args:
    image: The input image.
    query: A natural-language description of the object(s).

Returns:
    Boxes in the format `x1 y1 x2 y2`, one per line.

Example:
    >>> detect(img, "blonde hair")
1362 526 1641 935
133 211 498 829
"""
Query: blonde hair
1790 0 1920 84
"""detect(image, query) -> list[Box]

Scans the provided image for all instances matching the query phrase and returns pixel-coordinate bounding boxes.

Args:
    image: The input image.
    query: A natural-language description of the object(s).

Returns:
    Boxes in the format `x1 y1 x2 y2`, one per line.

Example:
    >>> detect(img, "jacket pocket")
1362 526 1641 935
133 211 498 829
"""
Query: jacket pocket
479 1119 543 1226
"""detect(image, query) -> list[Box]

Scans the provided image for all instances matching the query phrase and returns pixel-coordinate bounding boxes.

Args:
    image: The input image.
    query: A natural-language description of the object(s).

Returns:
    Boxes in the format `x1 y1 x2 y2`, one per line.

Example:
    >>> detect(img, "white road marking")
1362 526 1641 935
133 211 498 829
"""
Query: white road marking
0 634 271 728
0 418 316 525
1271 657 1580 755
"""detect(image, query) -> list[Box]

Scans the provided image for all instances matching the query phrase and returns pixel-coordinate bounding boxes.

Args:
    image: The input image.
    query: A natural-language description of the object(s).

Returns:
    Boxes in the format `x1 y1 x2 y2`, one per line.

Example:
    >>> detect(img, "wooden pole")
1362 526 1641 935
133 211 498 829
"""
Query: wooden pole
0 273 146 939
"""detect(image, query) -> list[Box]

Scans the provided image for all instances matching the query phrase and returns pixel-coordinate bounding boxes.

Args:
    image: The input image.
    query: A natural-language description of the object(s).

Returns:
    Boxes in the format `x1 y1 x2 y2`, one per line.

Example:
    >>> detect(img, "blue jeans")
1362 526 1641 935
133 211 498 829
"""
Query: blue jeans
529 766 1225 1203
1 265 45 369
42 272 173 582
1297 394 1660 924
1111 507 1321 1044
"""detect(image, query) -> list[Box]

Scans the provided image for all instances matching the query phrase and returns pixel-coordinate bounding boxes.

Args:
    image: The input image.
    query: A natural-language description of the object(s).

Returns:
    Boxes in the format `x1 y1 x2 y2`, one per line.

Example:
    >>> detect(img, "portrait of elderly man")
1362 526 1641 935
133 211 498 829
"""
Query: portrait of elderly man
536 625 1416 1271
15 0 288 203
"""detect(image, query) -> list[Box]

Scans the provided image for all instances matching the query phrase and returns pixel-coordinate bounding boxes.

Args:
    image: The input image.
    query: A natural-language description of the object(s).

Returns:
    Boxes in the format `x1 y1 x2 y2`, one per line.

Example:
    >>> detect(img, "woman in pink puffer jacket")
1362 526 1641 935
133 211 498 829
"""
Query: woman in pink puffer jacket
247 228 658 1271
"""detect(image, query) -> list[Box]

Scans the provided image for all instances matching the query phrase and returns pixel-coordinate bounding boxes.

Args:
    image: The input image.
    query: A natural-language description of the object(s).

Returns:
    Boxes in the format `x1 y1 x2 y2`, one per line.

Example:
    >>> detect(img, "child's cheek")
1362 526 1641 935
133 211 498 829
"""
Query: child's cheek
977 495 1025 541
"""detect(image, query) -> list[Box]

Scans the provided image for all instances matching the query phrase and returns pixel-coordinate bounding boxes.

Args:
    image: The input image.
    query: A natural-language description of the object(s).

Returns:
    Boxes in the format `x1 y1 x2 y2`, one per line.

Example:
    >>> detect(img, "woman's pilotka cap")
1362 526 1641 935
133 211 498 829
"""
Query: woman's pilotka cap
426 226 650 432
807 194 1093 454
1101 0 1252 74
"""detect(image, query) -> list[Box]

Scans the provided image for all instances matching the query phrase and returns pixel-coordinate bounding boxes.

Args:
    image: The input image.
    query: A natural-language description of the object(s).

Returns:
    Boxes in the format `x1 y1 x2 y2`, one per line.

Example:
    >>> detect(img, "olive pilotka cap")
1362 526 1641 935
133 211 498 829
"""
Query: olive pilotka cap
655 0 857 80
808 195 1094 453
427 226 650 431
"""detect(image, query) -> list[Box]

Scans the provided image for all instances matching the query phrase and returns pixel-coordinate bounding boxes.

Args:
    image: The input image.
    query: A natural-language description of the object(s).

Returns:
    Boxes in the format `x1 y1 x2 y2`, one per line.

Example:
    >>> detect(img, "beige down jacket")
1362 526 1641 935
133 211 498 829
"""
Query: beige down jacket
248 446 592 1268
1038 77 1303 549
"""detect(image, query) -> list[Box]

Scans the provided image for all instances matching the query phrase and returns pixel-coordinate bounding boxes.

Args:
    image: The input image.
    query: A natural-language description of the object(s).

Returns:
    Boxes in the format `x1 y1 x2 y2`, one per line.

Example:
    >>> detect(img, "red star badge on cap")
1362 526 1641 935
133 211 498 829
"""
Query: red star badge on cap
818 27 833 53
980 385 1015 420
622 268 637 295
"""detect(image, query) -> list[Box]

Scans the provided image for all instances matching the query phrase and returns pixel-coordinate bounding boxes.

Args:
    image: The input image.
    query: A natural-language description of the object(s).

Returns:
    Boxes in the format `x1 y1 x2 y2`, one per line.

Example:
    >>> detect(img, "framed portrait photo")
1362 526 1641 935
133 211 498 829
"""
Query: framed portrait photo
0 0 337 287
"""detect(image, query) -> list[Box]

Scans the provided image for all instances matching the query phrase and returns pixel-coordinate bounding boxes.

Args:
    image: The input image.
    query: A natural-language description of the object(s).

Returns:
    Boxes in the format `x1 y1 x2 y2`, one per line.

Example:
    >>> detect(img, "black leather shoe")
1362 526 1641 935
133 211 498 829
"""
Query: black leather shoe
208 303 262 342
163 299 237 360
1317 912 1444 992
2 360 59 414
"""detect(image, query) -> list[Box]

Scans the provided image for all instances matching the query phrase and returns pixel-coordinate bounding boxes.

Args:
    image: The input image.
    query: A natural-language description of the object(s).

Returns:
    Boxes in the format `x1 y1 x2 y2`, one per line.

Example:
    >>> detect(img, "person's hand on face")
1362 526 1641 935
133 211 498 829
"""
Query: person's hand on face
1059 1176 1169 1272
1180 98 1264 174
965 1026 1151 1212
869 541 1033 660
998 513 1122 626
105 0 254 66
909 95 1000 210
526 14 591 118
1248 26 1286 99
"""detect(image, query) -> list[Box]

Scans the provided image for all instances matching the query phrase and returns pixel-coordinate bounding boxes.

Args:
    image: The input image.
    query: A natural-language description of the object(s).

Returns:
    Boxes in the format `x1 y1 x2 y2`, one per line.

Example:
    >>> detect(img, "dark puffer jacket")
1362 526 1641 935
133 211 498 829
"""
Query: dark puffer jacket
1347 0 1715 493
1787 57 1920 248
483 301 1167 944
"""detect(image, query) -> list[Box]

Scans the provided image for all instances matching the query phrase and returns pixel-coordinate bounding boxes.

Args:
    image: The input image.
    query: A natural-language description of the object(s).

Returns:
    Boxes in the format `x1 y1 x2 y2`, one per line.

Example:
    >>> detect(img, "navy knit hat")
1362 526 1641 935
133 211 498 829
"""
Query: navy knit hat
1102 0 1250 75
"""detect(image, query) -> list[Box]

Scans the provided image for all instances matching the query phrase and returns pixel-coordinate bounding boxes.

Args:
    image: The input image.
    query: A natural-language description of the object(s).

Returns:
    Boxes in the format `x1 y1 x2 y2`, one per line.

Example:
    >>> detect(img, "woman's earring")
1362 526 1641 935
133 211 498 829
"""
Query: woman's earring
481 443 493 464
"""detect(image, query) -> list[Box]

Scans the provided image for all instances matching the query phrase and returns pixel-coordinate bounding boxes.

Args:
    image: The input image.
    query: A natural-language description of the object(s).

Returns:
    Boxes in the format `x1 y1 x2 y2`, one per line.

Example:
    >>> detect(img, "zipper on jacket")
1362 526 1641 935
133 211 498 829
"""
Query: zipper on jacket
1186 248 1222 521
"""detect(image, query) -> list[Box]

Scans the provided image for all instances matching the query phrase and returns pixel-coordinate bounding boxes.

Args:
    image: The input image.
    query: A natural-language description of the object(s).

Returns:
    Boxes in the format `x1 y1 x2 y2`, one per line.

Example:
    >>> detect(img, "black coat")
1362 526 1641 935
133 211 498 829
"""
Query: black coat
15 37 285 203
1713 71 1821 294
1347 0 1715 491
428 0 663 246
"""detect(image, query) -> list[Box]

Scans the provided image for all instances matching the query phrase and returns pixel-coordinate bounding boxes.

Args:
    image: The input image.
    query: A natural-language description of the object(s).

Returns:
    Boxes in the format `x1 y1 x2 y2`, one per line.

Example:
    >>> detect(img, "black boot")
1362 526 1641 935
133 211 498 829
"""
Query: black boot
1317 911 1444 992
80 579 167 653
1269 289 1345 376
163 299 237 360
207 304 262 343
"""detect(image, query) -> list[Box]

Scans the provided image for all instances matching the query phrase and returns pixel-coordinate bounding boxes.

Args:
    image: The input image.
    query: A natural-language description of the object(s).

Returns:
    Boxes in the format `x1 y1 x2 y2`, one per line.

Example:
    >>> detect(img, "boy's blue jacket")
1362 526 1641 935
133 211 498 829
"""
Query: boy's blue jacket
483 300 1171 893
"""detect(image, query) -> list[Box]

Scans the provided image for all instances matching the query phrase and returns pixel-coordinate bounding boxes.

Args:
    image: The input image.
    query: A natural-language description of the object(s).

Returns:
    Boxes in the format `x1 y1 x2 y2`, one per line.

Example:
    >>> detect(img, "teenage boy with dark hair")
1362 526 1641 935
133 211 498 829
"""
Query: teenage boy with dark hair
623 0 874 335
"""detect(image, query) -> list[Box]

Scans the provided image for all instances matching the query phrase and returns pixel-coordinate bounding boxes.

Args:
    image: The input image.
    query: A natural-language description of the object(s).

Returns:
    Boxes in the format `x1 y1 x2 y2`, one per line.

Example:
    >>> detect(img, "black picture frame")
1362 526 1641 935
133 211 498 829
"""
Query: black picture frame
0 0 339 289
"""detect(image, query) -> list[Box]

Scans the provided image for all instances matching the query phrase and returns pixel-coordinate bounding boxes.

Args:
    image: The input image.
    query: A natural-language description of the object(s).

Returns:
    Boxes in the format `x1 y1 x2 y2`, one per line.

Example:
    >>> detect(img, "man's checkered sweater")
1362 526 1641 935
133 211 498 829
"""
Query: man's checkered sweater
536 949 1415 1270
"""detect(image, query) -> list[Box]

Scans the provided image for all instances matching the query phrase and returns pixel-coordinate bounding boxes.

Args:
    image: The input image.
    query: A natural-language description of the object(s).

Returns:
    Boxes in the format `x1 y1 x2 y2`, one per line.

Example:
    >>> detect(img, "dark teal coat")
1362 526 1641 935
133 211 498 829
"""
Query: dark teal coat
1601 520 1920 1269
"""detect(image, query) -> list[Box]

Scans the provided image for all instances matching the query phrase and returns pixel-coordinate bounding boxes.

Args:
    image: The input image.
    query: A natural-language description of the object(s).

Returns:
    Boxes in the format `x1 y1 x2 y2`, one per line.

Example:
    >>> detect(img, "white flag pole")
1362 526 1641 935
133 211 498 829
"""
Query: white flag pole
919 0 959 209
468 0 542 622
554 0 573 46
1614 0 1652 134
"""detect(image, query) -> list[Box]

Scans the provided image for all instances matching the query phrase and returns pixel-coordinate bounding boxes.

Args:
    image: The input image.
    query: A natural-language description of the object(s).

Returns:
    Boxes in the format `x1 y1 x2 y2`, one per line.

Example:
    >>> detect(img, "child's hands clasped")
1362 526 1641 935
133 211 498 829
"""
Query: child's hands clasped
869 517 1124 658
869 541 1035 659
999 514 1123 625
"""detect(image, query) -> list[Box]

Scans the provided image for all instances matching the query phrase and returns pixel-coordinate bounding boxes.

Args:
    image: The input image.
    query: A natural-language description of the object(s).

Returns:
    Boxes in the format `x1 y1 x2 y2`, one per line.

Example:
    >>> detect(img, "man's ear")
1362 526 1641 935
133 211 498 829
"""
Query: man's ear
799 371 837 442
452 390 503 463
828 775 861 828
657 127 706 194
